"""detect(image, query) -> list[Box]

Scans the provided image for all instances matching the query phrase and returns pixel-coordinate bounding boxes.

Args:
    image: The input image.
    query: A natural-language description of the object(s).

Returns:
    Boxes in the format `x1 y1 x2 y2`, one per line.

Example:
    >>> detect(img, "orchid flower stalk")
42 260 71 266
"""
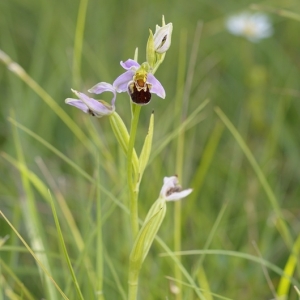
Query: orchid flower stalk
123 44 166 238
128 176 192 300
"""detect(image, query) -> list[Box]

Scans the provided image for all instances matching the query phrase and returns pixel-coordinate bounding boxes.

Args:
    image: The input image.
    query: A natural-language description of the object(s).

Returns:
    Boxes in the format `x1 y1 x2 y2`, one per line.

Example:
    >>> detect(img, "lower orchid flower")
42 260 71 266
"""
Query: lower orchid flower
160 175 192 201
113 59 166 105
65 82 116 117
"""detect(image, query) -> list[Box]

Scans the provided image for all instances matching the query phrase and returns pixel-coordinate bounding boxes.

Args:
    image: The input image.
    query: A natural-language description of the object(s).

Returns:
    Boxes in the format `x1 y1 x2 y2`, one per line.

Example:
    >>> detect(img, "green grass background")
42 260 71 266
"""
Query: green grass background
1 0 300 299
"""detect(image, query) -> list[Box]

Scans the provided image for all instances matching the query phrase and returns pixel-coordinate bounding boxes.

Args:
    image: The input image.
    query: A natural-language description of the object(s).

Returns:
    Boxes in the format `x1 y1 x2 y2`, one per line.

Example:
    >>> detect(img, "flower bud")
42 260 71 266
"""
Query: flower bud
153 22 173 54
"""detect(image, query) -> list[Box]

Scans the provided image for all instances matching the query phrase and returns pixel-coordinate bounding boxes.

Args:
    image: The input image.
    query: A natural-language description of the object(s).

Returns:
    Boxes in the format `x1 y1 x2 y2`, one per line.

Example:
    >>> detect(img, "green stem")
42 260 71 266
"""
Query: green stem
215 106 292 248
96 163 105 300
72 0 89 88
127 104 142 239
173 30 188 300
174 127 184 300
128 269 139 300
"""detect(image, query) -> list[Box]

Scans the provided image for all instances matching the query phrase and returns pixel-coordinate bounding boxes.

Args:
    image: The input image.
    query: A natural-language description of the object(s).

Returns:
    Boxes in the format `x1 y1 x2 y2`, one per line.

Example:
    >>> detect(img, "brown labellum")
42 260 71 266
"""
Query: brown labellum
128 83 152 105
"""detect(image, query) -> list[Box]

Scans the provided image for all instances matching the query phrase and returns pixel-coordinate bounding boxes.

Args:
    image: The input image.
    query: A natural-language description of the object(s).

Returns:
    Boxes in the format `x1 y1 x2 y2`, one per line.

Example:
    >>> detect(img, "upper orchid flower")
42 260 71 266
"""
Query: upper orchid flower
65 82 116 117
146 16 173 71
113 59 165 105
160 176 192 201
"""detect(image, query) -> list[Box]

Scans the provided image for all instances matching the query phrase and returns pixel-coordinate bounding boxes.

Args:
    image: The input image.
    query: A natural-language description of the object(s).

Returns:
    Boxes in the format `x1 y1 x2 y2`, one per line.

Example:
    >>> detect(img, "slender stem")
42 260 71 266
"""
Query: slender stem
127 104 142 239
72 0 89 88
173 30 187 300
96 161 105 300
0 51 91 151
215 106 292 248
174 132 184 300
128 269 139 300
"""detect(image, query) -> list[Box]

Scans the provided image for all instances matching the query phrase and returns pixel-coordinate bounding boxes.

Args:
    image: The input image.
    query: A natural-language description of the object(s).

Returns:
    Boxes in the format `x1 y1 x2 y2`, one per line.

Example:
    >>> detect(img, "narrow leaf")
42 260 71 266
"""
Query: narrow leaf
48 192 84 300
109 112 139 175
138 112 154 184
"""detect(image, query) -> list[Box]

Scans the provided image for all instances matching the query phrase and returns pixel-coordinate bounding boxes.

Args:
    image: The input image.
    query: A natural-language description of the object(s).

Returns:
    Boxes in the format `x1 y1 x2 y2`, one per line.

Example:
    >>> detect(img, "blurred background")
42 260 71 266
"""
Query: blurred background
1 0 300 299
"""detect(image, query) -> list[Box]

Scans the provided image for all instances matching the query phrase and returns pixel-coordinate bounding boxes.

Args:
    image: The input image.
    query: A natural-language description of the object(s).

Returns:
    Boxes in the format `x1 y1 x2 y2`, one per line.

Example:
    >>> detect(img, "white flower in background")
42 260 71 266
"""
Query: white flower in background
225 12 273 42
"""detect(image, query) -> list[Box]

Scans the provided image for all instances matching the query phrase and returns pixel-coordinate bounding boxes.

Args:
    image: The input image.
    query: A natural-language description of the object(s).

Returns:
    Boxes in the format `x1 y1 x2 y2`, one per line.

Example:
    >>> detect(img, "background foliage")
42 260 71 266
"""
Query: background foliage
1 0 300 299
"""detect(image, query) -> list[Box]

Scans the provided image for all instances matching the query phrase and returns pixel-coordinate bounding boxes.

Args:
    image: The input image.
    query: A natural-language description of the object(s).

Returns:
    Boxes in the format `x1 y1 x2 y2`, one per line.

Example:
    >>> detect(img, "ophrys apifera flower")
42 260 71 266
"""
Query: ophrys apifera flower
65 82 116 117
160 175 193 201
113 59 165 105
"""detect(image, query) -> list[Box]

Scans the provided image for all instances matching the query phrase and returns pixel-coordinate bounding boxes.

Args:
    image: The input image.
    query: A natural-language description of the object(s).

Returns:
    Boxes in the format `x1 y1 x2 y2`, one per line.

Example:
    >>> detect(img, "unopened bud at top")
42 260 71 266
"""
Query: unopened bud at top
153 19 173 54
160 176 192 201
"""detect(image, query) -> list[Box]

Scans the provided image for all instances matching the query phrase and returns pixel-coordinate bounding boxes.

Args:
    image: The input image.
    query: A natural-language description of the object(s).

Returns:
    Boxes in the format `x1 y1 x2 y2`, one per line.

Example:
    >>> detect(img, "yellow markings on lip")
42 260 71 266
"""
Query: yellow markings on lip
134 70 147 87
133 69 148 91
136 79 145 87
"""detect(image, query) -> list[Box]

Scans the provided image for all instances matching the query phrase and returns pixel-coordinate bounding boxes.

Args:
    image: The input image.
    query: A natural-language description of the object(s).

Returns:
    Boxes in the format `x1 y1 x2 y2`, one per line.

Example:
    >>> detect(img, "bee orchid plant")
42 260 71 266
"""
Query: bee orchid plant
65 16 191 300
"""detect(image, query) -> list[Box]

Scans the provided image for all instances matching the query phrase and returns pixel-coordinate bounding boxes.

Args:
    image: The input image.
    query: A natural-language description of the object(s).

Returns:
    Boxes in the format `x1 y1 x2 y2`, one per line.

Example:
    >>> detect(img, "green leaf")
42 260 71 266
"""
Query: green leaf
109 112 139 175
138 112 154 185
48 192 84 300
130 198 166 270
146 29 155 68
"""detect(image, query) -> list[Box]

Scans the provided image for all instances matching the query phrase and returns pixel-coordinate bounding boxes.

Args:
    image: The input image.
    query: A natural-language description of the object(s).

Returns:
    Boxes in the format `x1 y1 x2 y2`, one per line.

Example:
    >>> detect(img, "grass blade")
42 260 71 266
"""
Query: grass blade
215 106 292 248
0 212 69 300
48 191 84 300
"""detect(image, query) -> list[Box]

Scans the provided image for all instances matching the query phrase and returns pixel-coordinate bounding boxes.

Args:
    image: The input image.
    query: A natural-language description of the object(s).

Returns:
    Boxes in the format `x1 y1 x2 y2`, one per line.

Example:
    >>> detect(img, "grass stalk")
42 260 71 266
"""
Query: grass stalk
48 192 84 300
215 106 293 248
11 112 58 300
95 160 105 300
0 50 92 152
277 234 300 298
72 0 89 88
0 212 69 300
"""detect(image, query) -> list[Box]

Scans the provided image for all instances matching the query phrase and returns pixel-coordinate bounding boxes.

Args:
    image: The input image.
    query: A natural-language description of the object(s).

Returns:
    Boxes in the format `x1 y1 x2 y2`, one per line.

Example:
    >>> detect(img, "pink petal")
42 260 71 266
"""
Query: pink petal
88 82 115 94
120 59 140 70
66 89 114 117
65 98 89 113
165 189 193 201
88 82 116 106
147 74 166 99
113 70 134 92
